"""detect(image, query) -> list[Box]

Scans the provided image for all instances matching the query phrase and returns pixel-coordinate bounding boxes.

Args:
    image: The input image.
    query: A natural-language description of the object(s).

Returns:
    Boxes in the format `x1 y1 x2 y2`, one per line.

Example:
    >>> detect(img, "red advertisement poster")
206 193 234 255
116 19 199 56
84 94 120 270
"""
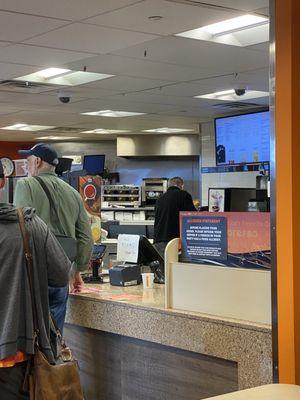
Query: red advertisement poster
79 176 102 216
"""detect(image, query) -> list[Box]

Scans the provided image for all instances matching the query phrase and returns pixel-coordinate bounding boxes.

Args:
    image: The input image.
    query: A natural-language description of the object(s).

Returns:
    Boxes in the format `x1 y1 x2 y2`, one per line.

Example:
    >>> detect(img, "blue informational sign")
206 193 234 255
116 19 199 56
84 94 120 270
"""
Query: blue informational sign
181 215 228 263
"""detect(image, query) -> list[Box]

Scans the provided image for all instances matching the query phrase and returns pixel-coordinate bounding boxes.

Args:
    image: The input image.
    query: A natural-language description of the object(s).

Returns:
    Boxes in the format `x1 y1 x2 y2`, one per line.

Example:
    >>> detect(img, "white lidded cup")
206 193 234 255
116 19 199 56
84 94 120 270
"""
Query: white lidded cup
142 273 154 289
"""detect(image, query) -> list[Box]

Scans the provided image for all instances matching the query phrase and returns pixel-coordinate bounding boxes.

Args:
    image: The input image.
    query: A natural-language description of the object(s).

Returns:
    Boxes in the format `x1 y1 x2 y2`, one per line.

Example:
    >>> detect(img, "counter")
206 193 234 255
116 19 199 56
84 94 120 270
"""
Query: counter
204 384 300 400
65 283 272 400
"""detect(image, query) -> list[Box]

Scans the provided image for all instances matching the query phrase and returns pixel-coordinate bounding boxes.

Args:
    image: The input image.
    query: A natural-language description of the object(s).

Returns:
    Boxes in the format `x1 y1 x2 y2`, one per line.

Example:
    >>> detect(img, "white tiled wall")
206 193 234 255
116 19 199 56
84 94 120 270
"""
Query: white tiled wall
201 122 260 206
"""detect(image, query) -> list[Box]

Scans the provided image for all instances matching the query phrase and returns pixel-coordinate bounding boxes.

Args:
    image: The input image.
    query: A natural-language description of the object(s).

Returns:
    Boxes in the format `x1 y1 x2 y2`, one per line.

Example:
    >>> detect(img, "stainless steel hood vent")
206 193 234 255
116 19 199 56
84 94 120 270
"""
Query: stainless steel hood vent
117 135 200 158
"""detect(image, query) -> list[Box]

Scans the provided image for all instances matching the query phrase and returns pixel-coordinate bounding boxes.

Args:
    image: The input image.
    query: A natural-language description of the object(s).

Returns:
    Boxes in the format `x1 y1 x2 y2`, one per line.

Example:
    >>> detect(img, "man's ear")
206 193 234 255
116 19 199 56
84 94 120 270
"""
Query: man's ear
36 157 43 169
0 177 5 189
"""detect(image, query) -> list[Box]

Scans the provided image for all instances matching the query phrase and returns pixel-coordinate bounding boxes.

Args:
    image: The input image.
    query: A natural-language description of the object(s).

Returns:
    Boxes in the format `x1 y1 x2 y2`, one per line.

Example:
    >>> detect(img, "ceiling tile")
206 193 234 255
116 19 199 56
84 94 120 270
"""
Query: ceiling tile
193 1 269 12
65 54 214 82
112 36 269 71
147 69 269 96
0 0 140 21
85 0 237 36
0 41 13 48
0 110 85 126
0 11 68 42
247 42 269 52
0 0 270 141
0 105 25 116
84 76 175 91
109 91 202 107
0 91 86 106
24 23 158 54
0 63 42 80
43 86 119 99
0 44 95 66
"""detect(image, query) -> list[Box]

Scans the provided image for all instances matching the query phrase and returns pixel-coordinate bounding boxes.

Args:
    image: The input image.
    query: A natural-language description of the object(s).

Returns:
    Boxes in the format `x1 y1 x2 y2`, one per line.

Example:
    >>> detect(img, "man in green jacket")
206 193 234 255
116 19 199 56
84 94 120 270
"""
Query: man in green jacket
14 143 93 331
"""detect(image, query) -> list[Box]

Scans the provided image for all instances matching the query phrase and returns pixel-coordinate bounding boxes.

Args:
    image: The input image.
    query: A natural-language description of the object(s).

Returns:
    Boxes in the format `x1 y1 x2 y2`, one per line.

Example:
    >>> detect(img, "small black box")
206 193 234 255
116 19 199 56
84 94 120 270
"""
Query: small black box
109 264 142 287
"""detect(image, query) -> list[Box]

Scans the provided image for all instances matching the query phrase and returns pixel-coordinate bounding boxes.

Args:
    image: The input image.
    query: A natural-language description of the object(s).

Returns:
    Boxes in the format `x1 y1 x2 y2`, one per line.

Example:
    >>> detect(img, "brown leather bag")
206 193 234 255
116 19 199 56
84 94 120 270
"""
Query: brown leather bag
17 208 84 400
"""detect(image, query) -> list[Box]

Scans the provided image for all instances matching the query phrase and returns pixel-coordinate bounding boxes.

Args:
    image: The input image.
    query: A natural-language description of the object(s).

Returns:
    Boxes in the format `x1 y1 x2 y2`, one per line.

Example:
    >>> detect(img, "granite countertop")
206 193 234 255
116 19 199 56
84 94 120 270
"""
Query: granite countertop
68 283 273 389
70 283 271 333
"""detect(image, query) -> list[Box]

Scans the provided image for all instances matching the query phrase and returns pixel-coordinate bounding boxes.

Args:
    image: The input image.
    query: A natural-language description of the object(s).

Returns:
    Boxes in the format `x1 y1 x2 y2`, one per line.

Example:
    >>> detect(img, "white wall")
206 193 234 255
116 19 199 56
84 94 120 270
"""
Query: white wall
201 122 260 206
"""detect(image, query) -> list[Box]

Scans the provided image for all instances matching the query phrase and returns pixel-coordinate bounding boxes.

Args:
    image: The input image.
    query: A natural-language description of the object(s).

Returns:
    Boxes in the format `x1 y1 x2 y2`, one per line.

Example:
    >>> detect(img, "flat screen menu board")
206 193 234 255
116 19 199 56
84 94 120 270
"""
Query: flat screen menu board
215 111 270 165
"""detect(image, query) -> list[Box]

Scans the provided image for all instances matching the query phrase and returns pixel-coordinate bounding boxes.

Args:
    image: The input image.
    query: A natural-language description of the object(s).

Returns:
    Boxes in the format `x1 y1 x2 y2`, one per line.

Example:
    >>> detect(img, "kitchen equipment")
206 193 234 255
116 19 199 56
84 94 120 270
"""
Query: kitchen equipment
142 178 168 206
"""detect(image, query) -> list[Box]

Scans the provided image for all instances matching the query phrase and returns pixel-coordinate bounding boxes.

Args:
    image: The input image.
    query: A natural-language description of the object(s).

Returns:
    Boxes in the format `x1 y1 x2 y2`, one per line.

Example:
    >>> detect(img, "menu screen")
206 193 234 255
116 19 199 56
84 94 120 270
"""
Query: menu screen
215 111 270 165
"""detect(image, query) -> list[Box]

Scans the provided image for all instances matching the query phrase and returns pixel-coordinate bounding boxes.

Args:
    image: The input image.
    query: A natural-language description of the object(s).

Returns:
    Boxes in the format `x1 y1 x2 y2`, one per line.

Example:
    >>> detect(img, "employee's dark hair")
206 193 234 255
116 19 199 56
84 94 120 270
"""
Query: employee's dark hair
0 160 4 178
168 176 184 188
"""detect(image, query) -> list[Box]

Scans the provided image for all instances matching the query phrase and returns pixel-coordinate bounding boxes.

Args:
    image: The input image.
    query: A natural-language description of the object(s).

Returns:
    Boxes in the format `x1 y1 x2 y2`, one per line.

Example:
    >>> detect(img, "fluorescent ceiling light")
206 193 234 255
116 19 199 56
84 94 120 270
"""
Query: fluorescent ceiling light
37 68 71 79
81 110 146 117
195 89 269 101
36 136 79 140
176 14 269 47
142 127 195 133
14 69 114 86
1 123 55 131
200 15 268 35
82 129 131 134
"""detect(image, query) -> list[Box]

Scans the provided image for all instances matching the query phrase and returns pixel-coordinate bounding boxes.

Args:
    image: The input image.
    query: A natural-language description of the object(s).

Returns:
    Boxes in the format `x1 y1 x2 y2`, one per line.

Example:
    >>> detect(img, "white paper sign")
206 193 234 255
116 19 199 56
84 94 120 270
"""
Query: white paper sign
117 234 140 263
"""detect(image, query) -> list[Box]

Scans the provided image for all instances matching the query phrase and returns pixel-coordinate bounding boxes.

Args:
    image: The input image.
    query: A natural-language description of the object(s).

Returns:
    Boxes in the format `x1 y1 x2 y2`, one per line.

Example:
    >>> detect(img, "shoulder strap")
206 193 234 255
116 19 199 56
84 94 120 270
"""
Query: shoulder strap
33 176 66 235
17 208 39 334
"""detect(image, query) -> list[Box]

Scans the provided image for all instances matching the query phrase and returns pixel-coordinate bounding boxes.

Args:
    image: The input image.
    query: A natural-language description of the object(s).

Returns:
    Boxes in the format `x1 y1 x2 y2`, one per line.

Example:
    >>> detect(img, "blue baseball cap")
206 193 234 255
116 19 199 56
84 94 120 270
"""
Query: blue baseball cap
19 143 59 166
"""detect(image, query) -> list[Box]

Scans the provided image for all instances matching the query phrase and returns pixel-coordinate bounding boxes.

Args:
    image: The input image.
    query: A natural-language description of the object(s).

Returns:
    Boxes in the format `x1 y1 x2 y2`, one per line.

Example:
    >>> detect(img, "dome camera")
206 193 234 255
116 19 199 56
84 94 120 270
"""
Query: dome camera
57 91 72 104
234 88 246 96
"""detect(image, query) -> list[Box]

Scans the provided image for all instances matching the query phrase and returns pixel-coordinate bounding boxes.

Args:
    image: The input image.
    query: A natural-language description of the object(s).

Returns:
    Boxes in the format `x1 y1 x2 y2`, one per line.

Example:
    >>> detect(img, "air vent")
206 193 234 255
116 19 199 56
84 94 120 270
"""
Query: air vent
0 80 56 93
212 102 263 110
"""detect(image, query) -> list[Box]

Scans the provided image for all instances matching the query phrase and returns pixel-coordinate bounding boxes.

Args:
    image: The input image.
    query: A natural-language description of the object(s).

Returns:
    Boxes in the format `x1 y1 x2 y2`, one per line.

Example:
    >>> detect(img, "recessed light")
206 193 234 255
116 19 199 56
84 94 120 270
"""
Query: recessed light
14 69 114 86
1 124 55 131
194 89 269 101
142 127 195 133
176 14 269 47
37 68 71 79
81 110 146 117
36 136 79 140
82 129 131 134
201 15 268 35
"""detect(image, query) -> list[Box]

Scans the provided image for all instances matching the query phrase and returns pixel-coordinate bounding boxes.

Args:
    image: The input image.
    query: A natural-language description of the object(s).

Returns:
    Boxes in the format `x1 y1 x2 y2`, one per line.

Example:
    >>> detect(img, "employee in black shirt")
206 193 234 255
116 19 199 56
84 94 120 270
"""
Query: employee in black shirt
154 177 196 257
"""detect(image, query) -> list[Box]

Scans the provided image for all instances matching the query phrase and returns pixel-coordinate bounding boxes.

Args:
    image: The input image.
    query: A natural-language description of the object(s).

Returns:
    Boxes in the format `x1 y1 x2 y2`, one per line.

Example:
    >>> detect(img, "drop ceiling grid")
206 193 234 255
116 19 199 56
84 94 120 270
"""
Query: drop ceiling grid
0 44 96 66
111 36 269 69
23 23 159 54
175 0 269 12
0 0 270 140
0 0 143 21
83 0 239 36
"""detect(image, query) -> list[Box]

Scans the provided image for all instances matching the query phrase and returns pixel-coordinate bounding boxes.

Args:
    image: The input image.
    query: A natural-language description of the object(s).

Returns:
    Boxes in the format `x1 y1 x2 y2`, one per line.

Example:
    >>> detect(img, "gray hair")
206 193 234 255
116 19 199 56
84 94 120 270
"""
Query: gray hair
168 176 184 188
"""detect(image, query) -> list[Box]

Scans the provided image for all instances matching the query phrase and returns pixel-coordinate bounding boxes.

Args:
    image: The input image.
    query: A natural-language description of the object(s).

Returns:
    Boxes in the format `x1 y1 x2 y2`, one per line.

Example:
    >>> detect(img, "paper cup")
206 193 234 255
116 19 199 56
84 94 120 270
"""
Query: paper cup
142 273 154 289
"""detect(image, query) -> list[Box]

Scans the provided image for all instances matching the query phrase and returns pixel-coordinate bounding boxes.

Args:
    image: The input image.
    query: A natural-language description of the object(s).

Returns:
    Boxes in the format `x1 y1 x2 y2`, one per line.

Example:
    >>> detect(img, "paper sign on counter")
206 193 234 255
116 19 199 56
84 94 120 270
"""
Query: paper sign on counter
117 234 140 263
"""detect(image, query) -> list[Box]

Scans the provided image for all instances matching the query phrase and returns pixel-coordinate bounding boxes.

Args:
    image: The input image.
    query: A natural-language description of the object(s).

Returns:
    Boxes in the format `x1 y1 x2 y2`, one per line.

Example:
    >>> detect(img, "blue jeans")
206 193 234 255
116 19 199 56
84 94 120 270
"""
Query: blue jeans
48 285 69 333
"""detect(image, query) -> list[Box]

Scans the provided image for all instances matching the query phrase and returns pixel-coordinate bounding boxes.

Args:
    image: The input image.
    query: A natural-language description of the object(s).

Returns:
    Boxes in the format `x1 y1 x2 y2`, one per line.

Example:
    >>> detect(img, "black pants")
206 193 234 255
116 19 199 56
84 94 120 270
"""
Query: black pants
0 362 29 400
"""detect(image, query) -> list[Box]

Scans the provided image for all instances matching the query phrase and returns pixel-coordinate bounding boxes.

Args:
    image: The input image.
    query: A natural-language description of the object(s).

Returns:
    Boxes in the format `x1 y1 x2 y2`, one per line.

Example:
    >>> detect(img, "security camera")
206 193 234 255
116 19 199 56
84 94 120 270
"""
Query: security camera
234 88 246 96
57 91 71 103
